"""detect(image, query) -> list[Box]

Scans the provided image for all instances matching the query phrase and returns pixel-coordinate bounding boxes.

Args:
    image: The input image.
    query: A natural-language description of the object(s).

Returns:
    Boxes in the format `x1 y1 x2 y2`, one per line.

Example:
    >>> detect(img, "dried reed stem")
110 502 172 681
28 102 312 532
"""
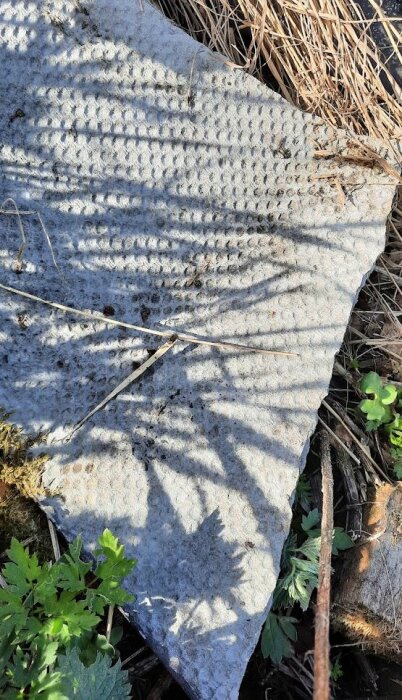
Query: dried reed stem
0 282 296 357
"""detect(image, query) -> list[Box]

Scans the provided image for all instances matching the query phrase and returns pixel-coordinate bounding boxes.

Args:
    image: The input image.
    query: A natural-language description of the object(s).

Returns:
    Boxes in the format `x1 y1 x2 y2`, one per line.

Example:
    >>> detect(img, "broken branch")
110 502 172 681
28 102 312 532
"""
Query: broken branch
313 430 334 700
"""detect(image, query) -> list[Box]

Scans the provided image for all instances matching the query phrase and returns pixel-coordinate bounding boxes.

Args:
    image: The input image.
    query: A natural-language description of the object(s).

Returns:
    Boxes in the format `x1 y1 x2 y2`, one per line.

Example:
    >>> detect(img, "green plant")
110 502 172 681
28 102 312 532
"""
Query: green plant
330 657 344 682
57 649 130 699
349 358 360 370
359 372 402 479
294 474 312 513
261 508 353 664
261 612 298 664
359 372 398 430
390 451 402 479
0 529 136 698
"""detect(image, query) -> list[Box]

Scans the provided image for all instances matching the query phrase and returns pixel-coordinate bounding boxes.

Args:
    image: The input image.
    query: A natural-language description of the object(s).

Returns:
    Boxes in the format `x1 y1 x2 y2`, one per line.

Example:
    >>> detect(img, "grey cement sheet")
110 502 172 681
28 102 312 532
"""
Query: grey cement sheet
0 1 396 698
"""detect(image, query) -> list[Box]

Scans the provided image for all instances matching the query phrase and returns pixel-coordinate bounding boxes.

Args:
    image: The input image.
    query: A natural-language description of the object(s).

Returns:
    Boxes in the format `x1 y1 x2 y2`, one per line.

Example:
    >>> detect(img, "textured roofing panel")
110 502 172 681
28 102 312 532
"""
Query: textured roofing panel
0 1 395 697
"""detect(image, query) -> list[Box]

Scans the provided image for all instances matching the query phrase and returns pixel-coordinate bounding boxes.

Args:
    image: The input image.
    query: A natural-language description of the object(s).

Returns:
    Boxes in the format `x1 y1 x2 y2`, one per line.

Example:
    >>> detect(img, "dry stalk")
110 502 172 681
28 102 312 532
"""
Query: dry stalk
47 518 61 561
106 604 115 643
0 199 61 274
70 337 177 437
0 282 295 357
322 400 391 483
317 416 360 466
313 430 333 700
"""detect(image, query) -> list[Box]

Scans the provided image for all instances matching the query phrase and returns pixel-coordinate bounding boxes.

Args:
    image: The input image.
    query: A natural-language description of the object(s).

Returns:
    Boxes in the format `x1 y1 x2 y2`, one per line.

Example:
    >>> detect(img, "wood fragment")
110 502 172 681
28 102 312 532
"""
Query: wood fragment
334 446 362 539
334 484 402 660
313 430 333 700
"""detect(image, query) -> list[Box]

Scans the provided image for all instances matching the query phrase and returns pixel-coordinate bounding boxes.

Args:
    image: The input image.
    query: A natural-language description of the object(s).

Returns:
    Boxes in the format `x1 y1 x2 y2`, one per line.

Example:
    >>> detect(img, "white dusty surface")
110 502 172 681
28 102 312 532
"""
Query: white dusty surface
0 1 396 698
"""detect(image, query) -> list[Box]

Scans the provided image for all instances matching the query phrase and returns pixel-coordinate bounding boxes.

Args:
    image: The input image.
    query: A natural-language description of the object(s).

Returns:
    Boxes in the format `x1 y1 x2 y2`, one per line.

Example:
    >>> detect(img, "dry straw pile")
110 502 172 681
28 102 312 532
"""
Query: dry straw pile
154 0 402 141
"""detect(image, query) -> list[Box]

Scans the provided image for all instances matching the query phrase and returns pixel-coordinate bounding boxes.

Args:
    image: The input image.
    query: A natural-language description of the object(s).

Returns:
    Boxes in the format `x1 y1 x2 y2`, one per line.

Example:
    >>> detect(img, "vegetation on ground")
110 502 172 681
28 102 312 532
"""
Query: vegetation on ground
0 529 136 699
261 495 353 665
359 371 402 479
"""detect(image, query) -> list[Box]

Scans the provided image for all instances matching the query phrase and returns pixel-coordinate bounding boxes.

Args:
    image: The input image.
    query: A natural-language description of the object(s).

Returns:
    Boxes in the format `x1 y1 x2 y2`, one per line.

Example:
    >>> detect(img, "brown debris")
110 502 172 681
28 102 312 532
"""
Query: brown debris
334 484 402 660
0 408 48 500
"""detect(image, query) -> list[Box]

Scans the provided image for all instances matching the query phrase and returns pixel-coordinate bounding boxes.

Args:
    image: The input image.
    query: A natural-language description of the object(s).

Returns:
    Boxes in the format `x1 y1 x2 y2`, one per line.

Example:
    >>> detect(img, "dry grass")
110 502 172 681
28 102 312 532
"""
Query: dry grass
334 607 402 659
154 0 402 140
0 408 48 499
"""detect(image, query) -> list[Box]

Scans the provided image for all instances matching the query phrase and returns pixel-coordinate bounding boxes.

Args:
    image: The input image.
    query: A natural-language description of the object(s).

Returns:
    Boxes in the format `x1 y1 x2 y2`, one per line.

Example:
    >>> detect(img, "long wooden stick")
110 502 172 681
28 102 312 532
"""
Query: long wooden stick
313 431 334 700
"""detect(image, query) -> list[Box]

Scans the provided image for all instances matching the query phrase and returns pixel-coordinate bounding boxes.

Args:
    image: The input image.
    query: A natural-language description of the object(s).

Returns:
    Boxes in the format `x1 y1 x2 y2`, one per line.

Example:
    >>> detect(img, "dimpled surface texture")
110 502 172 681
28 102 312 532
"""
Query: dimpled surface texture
0 1 395 698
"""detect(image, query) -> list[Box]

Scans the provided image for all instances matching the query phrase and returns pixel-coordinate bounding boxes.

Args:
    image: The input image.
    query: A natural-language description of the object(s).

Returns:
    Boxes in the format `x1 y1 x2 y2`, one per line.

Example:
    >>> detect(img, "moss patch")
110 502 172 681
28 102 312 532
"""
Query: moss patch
0 408 48 499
